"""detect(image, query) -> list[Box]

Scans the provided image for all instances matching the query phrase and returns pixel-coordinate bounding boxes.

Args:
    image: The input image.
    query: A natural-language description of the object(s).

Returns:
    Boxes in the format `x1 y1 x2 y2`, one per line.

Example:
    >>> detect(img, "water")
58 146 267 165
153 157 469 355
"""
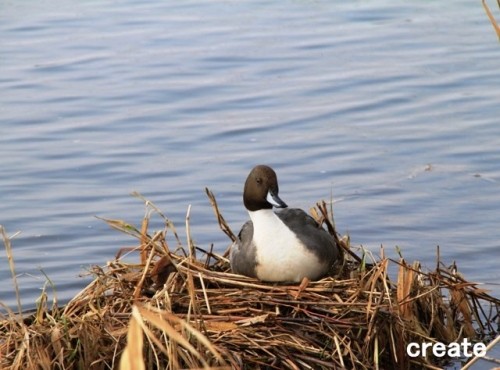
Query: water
1 0 499 315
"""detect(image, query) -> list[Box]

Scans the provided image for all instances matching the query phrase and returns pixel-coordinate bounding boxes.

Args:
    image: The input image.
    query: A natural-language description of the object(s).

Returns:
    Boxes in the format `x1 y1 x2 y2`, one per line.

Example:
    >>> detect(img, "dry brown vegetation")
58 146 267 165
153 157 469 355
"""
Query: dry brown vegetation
483 0 500 39
1 189 499 369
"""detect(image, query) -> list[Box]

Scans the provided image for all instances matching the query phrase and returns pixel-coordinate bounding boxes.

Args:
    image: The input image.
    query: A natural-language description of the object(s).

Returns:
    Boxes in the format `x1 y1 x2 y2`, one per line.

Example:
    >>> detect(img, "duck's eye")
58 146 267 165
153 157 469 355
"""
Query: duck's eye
256 177 262 184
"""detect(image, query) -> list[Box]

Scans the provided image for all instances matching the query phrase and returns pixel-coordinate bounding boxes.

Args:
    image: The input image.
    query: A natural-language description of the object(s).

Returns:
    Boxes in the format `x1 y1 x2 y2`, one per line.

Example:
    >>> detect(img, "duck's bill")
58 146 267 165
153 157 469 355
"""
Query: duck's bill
266 191 288 208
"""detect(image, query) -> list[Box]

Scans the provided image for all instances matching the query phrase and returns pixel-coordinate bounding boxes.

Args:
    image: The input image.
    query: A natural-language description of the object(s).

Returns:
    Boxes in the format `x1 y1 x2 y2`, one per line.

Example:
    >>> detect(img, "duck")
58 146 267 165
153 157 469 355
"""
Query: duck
230 165 340 282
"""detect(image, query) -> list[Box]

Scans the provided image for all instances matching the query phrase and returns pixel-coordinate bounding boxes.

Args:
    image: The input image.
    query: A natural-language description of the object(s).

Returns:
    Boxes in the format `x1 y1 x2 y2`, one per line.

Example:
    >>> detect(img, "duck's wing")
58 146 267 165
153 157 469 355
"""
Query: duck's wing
230 220 258 278
276 208 339 263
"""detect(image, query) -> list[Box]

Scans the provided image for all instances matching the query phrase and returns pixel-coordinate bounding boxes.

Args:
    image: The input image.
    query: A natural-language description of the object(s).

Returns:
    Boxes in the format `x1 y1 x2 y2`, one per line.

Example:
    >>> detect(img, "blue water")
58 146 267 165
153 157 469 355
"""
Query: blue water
1 0 499 314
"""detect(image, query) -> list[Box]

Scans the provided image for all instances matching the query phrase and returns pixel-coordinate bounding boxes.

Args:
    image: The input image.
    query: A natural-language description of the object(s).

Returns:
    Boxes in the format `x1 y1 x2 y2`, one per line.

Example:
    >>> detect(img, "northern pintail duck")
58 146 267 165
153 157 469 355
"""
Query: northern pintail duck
230 165 340 282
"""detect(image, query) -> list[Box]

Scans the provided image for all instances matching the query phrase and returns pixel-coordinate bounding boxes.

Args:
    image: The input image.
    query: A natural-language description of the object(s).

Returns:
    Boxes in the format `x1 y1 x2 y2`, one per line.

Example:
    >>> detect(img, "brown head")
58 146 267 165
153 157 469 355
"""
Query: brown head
243 165 288 212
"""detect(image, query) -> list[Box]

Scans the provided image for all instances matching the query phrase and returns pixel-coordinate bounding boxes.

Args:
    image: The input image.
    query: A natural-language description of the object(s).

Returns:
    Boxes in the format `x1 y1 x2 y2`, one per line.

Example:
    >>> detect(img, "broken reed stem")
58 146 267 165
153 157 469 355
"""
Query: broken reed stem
205 187 236 243
119 306 145 370
186 204 195 260
315 200 361 264
482 0 500 40
132 191 183 246
133 245 156 301
198 272 212 315
140 208 151 264
462 334 500 370
1 226 23 317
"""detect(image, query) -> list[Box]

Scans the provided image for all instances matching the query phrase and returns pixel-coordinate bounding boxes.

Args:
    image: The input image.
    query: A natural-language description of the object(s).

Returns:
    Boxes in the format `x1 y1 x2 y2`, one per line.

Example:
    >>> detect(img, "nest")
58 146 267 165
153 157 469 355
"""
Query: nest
1 189 499 370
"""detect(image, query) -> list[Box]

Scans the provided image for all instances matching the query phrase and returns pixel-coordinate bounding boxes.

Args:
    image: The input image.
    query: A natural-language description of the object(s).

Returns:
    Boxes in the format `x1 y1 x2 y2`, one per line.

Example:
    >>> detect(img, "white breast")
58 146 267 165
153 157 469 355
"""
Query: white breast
249 209 326 282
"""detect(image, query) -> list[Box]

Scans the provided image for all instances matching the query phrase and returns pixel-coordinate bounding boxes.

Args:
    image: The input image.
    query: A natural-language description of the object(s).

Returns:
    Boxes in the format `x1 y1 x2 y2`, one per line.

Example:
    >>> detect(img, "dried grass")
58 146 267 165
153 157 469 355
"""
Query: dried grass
1 190 499 370
483 0 500 40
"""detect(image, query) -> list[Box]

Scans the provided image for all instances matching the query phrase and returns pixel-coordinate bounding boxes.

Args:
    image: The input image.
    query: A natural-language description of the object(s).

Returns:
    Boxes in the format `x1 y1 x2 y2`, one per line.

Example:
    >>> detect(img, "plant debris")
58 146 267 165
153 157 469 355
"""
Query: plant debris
1 189 499 369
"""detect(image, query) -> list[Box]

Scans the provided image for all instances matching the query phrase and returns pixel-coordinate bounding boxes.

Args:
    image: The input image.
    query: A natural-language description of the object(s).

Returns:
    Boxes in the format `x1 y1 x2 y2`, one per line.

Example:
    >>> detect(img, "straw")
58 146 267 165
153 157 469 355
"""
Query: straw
1 191 499 369
482 0 500 40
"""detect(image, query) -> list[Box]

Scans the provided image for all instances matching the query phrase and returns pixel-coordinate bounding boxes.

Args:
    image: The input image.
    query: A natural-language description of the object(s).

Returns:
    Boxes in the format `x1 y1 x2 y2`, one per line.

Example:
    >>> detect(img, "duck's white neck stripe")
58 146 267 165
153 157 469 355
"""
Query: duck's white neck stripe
248 209 287 239
265 191 281 208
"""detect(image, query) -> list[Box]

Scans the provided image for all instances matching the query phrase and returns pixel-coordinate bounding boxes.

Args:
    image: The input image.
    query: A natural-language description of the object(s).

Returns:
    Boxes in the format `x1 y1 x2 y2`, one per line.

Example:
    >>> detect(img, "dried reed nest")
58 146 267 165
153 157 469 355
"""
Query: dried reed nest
1 189 499 370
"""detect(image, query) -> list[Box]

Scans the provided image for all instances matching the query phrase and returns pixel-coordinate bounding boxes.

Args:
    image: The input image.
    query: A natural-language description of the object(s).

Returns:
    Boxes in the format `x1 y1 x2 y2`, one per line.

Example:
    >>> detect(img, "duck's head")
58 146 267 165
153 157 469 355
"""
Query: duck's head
243 165 288 212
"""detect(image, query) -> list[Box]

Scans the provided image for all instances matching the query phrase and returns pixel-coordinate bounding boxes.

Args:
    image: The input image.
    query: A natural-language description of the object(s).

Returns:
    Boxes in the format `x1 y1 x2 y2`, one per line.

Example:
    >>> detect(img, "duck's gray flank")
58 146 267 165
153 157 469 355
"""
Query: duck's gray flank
231 221 257 278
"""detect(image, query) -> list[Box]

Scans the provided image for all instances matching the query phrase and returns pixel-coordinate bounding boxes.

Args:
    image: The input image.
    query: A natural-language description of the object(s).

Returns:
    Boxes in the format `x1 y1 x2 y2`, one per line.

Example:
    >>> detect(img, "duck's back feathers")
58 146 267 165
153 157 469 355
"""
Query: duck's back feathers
275 208 339 264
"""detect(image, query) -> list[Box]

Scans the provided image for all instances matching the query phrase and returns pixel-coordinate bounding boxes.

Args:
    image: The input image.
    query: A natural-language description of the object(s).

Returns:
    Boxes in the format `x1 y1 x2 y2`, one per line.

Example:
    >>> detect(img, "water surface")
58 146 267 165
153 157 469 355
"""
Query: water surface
1 0 499 310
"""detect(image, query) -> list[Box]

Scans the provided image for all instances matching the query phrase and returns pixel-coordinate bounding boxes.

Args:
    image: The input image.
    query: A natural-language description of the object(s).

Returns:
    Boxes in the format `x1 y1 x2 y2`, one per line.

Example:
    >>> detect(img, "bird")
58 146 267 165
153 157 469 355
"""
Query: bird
230 165 340 282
